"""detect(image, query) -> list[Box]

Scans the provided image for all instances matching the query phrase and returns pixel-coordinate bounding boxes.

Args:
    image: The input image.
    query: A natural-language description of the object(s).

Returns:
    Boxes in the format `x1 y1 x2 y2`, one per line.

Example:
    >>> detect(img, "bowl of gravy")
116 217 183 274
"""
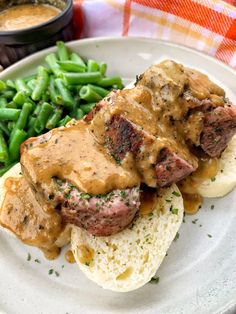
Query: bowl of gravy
0 0 75 68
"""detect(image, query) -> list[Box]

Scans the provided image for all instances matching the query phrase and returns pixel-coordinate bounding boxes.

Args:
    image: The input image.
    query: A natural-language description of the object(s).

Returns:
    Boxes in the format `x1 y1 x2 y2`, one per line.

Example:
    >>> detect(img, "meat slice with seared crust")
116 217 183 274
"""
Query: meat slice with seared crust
155 148 195 187
200 105 236 157
53 180 140 236
105 115 197 187
106 115 143 162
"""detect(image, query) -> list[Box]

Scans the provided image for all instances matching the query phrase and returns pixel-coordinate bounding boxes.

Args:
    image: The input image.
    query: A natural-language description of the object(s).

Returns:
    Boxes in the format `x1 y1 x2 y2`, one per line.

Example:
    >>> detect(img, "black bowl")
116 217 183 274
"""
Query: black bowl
0 0 75 68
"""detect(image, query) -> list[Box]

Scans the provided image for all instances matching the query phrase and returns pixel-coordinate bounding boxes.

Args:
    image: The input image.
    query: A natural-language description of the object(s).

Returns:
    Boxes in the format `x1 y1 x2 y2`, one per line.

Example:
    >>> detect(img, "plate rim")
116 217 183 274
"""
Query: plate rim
0 36 236 314
0 37 235 80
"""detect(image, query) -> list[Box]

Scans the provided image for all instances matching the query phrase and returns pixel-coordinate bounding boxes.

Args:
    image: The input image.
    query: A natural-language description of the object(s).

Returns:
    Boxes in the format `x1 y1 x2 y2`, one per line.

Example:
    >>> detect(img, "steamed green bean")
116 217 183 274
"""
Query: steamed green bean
32 66 49 101
63 72 102 85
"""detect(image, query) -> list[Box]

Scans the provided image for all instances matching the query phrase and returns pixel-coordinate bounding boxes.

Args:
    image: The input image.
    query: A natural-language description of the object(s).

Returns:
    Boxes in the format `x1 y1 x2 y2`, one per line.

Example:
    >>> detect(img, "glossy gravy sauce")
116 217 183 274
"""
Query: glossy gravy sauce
21 121 140 196
0 4 60 31
0 176 63 259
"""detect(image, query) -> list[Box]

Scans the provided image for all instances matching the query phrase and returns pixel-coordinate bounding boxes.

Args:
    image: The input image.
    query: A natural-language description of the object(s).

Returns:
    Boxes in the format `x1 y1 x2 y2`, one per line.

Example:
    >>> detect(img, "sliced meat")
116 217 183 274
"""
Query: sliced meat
155 148 195 187
105 115 197 187
200 105 236 157
53 180 140 236
106 115 144 162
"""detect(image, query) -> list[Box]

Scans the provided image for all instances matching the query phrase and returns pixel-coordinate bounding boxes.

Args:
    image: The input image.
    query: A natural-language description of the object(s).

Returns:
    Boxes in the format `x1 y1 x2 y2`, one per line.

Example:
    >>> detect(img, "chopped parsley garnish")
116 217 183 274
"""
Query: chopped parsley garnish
211 205 215 210
211 177 216 182
48 269 54 275
27 253 31 261
55 271 60 277
207 234 212 238
170 205 179 215
34 259 40 263
80 193 92 200
172 191 181 197
165 199 171 203
192 219 198 224
149 276 159 284
61 265 65 269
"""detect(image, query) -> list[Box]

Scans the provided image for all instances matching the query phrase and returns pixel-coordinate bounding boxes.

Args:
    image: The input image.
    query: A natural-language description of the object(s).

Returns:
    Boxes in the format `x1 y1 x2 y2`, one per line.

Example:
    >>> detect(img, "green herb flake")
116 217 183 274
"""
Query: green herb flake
48 269 54 275
170 205 179 215
192 219 198 224
207 234 212 238
149 276 159 284
165 199 171 203
55 271 60 277
210 177 216 182
27 253 31 261
211 205 215 210
34 259 40 263
61 265 65 269
172 191 181 197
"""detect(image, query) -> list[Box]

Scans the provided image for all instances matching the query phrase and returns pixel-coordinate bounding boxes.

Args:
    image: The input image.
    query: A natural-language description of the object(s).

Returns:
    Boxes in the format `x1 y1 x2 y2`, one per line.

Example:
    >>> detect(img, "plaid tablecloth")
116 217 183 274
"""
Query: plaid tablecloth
73 0 236 69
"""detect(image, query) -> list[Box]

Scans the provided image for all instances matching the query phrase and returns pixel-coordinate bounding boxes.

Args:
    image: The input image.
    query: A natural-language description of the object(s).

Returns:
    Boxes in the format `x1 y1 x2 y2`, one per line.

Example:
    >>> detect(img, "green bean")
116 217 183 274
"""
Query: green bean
48 77 63 105
80 103 96 114
27 79 36 91
0 163 16 177
6 101 17 109
32 66 49 101
15 78 31 96
0 131 9 163
0 122 10 137
32 104 41 117
1 90 15 100
58 115 72 127
8 122 15 132
0 108 21 121
70 52 86 67
87 59 100 72
45 53 61 76
76 108 84 120
57 41 70 61
9 129 27 162
55 78 74 108
27 117 37 137
9 102 32 142
62 72 102 85
13 91 26 106
0 98 7 108
14 102 32 130
58 61 86 73
40 91 50 103
0 80 6 92
79 86 102 102
46 109 62 129
24 74 37 83
97 76 123 88
6 80 16 90
99 62 107 76
87 84 109 97
34 102 54 133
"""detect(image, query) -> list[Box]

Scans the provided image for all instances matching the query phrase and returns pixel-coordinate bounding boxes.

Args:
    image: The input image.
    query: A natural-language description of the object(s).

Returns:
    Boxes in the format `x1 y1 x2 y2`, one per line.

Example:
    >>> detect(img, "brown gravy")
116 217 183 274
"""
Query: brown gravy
0 176 63 259
65 249 76 264
0 4 60 31
21 121 140 196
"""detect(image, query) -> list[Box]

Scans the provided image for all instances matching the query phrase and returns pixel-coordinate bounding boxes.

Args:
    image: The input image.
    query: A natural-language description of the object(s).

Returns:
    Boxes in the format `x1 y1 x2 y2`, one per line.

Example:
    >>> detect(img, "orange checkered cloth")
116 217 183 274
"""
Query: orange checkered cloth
73 0 236 68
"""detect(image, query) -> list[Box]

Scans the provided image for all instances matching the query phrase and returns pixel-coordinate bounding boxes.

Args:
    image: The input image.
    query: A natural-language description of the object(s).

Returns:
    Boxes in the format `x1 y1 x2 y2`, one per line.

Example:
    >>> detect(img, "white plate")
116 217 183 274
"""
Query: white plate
0 38 236 314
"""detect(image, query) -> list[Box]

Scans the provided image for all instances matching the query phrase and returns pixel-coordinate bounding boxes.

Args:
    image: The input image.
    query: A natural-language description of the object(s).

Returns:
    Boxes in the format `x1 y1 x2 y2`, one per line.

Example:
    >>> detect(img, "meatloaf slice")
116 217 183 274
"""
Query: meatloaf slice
200 105 236 157
53 180 140 236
